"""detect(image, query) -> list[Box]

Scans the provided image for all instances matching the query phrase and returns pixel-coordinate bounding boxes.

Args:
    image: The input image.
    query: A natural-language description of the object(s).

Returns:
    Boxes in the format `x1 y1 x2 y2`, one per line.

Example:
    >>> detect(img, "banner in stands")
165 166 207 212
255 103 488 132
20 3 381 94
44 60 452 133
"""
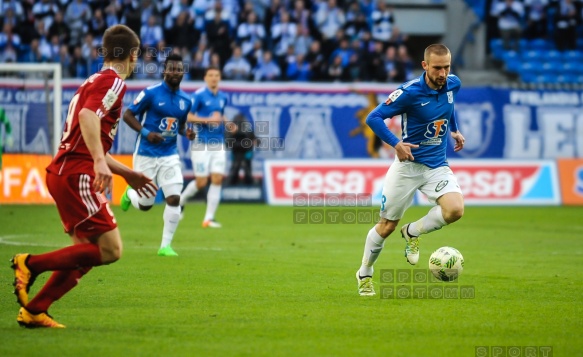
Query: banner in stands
1 80 582 168
264 159 561 206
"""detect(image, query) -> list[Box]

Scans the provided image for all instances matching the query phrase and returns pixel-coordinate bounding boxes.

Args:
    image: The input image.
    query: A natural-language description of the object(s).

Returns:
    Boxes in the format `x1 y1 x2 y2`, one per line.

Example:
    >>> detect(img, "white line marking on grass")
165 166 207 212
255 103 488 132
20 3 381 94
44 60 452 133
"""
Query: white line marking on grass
0 234 63 248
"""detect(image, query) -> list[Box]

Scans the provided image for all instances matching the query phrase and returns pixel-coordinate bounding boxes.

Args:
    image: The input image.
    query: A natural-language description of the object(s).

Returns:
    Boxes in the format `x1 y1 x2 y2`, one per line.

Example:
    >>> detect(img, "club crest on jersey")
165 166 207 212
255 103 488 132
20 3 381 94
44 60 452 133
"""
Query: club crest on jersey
159 117 178 136
384 89 403 104
447 91 453 103
421 118 448 145
179 99 185 110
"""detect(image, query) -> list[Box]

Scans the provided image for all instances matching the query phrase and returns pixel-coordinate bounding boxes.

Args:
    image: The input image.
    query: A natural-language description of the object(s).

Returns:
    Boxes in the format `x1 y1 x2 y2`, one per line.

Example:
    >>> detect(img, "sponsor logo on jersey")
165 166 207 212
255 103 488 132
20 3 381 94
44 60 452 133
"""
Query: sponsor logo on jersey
385 89 403 105
134 91 145 105
421 119 448 145
447 91 453 103
179 99 185 110
159 117 178 135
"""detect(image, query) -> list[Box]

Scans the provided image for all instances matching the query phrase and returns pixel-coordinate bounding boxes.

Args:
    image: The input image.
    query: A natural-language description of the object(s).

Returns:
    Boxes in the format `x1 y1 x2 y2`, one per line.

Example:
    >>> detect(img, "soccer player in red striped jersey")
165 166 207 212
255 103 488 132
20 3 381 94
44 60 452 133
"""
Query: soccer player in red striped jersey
10 25 158 328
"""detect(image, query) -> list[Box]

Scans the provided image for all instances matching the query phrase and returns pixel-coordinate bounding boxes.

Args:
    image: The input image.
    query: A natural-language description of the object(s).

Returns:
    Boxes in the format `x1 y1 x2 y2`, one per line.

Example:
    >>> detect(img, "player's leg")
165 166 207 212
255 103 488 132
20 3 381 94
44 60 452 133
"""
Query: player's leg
357 160 418 295
122 154 157 211
180 149 210 211
156 155 184 256
16 227 122 328
202 149 226 228
407 166 464 237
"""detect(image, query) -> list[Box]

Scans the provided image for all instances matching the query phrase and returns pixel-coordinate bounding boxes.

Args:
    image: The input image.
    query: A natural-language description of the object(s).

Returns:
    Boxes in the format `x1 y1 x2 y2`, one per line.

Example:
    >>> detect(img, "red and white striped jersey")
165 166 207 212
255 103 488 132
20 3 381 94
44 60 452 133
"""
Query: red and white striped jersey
47 68 127 176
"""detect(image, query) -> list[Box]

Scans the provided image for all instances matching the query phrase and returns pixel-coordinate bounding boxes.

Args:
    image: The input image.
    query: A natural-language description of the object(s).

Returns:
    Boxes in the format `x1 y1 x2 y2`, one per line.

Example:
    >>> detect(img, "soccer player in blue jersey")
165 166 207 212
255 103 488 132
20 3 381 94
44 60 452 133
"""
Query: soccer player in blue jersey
356 44 466 296
120 53 196 256
179 67 229 228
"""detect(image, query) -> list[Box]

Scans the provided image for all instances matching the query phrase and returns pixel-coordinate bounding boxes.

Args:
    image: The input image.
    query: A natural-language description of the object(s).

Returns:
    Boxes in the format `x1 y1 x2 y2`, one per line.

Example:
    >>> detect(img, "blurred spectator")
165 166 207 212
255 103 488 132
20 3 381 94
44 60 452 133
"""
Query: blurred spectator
388 25 408 48
168 11 199 52
81 33 95 60
139 0 156 26
120 0 141 35
237 11 266 56
291 0 312 32
224 46 252 80
245 39 264 68
271 10 297 59
1 7 21 29
48 11 71 45
490 0 524 51
1 1 25 22
315 0 346 40
327 54 343 81
33 0 59 32
135 50 161 80
554 0 578 50
523 0 549 39
155 40 169 63
371 1 394 45
192 0 213 31
254 50 281 81
70 45 88 78
22 38 48 63
294 24 312 56
396 44 414 81
383 45 398 81
47 34 61 62
66 0 92 47
104 0 121 27
363 40 387 81
87 46 104 74
140 15 163 49
330 37 353 67
205 1 235 30
344 11 369 41
189 50 206 80
286 53 312 81
89 8 107 41
264 0 283 35
209 52 222 70
0 23 20 63
341 52 363 82
305 40 326 81
206 9 232 67
58 44 73 78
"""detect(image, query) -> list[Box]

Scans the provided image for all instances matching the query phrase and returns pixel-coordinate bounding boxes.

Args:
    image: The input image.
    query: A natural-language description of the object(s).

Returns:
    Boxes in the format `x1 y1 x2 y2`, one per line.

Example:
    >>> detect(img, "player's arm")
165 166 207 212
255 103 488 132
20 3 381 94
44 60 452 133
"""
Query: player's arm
179 104 196 140
449 107 465 152
187 111 222 124
105 154 157 197
366 90 418 161
122 108 164 144
78 108 112 194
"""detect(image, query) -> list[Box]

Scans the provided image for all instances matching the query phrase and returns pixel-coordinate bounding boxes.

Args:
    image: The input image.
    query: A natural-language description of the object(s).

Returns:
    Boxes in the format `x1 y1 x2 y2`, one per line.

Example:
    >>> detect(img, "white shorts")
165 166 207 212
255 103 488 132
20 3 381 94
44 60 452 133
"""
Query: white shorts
380 158 463 220
133 154 183 205
190 142 226 177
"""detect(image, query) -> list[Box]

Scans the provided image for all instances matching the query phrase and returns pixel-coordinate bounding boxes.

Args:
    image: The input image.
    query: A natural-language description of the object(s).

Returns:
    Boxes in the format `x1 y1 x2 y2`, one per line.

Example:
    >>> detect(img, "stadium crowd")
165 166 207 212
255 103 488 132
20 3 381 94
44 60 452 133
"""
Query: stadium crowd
0 0 415 82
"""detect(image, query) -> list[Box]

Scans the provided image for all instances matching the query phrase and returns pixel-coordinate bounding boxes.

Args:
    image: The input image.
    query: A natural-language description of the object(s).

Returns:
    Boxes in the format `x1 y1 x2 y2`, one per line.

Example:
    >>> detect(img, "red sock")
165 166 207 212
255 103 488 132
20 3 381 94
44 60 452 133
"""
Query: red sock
26 267 92 314
27 243 102 274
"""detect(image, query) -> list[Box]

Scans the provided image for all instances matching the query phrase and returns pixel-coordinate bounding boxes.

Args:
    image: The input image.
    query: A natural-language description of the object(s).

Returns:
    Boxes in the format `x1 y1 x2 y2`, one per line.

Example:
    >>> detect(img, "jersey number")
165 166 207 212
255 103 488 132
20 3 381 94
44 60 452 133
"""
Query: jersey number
61 93 80 142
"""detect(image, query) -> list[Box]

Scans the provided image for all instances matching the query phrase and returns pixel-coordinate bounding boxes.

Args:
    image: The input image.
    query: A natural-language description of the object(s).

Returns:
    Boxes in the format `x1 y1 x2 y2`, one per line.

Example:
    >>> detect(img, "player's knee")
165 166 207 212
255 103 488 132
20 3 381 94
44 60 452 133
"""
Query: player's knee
166 196 180 206
101 245 122 264
376 221 397 238
443 205 464 224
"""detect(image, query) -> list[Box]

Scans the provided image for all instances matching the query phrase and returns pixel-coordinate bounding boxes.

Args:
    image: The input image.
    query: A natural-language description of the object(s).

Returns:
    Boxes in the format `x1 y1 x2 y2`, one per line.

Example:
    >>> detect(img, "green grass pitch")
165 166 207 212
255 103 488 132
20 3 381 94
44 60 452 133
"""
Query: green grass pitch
0 204 582 356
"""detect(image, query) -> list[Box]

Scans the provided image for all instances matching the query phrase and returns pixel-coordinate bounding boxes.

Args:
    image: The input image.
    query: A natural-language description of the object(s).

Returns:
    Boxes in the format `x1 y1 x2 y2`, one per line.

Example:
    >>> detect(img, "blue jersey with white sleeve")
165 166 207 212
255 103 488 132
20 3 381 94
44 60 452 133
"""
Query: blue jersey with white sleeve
128 81 192 157
191 86 228 143
366 72 461 169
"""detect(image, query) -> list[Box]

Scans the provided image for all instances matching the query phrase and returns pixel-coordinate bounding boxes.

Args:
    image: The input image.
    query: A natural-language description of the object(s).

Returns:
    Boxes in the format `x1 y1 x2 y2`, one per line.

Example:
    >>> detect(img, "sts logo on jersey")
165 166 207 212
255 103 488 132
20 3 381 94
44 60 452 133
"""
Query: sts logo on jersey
159 117 178 137
421 119 448 145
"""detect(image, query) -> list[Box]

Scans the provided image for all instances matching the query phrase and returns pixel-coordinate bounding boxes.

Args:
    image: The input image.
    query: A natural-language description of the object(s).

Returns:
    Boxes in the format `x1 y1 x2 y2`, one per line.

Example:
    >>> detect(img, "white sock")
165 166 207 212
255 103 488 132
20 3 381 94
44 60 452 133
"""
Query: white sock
128 188 140 209
358 227 385 277
161 205 181 248
408 205 447 237
180 181 199 205
203 184 221 221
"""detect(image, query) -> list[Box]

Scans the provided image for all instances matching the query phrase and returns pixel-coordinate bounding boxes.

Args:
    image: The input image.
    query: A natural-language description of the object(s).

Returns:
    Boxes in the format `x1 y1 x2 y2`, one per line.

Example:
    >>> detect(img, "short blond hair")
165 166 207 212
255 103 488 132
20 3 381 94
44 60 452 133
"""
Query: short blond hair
424 44 451 63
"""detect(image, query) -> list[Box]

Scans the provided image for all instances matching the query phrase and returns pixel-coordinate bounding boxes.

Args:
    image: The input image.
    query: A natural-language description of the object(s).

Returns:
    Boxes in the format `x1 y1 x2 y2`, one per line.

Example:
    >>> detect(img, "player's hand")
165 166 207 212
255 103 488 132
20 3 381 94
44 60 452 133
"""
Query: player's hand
395 142 419 162
126 171 158 198
147 132 164 144
93 158 113 194
185 127 196 140
451 131 465 152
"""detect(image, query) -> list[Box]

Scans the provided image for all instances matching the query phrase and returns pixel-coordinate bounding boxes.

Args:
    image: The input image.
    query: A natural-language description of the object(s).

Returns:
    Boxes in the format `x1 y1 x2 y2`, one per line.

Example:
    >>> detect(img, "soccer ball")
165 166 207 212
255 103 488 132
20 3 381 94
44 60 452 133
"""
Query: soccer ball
428 246 464 282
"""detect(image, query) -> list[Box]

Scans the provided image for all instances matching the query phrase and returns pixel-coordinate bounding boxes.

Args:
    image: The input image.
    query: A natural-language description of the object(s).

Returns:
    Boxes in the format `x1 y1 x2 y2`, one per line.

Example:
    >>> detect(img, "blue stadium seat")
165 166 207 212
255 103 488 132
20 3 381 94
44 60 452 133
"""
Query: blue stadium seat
522 49 544 61
529 39 550 50
505 58 521 73
577 39 583 50
540 61 562 73
562 50 583 62
557 74 579 84
519 61 542 73
561 61 582 74
520 72 537 83
490 38 505 59
545 50 562 60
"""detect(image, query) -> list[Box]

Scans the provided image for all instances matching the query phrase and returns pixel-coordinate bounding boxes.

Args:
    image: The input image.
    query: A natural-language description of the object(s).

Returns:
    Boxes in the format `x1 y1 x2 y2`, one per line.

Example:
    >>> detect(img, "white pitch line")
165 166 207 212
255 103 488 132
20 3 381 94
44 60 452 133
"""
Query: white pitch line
0 234 63 248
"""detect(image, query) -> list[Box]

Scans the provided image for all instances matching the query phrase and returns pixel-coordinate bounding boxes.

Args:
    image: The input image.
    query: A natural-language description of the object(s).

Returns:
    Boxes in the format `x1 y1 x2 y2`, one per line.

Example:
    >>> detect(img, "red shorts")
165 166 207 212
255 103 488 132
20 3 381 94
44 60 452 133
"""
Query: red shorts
46 172 117 239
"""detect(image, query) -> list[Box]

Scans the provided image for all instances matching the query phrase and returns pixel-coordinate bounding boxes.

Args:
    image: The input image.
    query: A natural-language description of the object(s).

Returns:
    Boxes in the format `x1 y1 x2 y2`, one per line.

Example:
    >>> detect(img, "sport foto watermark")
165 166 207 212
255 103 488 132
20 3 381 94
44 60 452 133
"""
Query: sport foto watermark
190 121 284 152
475 346 553 357
292 193 378 224
379 269 475 299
